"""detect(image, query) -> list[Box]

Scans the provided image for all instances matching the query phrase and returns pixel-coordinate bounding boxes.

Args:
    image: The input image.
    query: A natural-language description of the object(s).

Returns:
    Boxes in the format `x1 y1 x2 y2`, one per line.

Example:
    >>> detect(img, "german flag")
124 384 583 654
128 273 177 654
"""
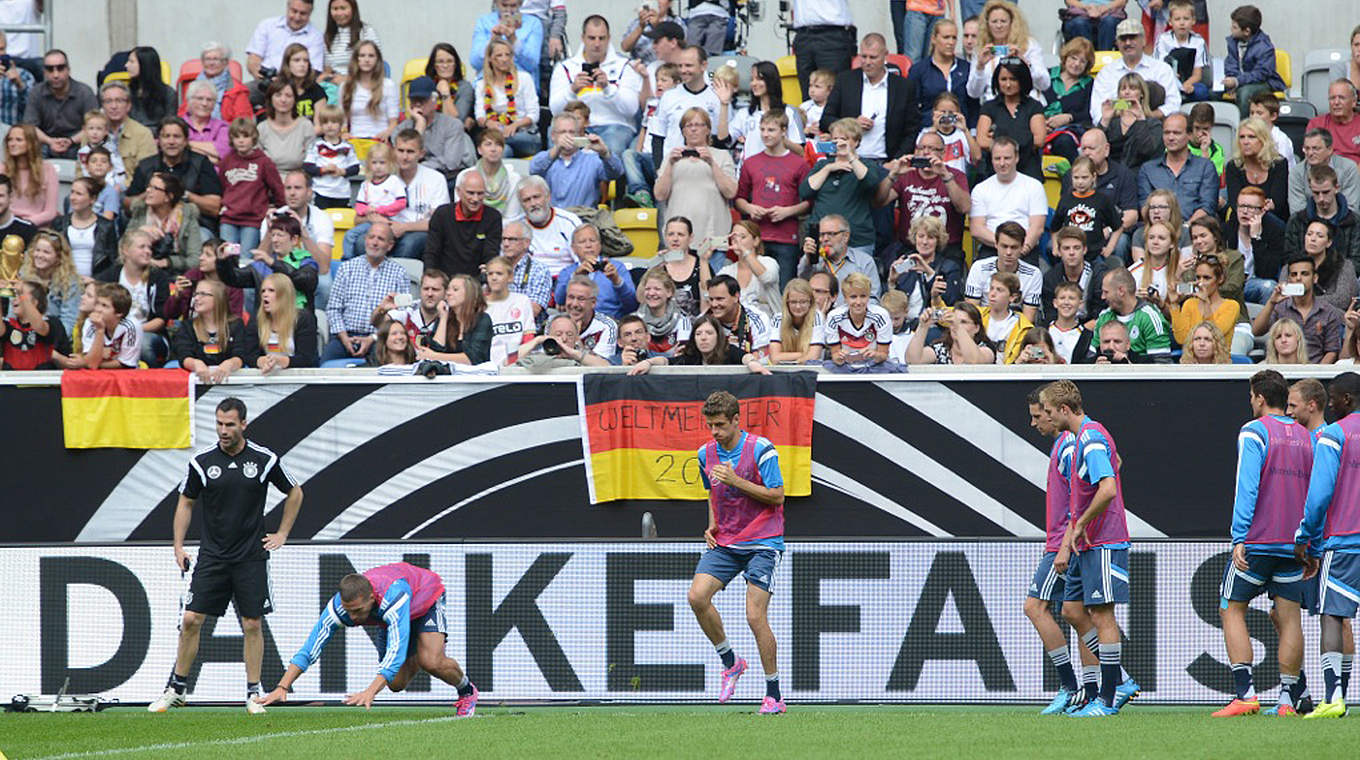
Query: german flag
61 370 194 449
579 373 816 503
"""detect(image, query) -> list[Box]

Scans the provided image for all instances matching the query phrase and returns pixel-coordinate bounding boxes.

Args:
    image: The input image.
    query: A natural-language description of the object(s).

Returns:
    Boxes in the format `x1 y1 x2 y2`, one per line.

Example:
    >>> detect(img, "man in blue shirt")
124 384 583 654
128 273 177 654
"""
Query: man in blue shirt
1137 113 1218 222
470 0 545 77
530 113 622 209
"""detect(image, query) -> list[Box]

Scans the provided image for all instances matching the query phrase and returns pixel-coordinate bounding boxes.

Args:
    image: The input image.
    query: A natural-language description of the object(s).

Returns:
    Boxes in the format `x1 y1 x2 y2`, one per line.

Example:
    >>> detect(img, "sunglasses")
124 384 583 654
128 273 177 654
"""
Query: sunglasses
44 63 67 72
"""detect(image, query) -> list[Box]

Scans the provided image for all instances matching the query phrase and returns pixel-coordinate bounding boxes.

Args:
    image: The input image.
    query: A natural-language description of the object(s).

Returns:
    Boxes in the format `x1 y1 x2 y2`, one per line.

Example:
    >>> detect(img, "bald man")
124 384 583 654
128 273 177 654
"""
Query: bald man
423 171 502 278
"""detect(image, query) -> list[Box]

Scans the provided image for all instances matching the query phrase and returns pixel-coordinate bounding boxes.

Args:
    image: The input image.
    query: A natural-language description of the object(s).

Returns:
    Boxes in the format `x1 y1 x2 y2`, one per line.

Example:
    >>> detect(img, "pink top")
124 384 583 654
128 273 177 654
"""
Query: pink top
11 163 59 226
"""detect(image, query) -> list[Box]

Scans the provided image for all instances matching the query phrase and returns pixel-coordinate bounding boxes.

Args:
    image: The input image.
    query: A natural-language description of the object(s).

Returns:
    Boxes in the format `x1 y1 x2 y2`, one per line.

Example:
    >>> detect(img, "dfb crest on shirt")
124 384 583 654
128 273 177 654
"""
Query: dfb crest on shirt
243 461 259 479
1130 325 1141 340
206 465 222 480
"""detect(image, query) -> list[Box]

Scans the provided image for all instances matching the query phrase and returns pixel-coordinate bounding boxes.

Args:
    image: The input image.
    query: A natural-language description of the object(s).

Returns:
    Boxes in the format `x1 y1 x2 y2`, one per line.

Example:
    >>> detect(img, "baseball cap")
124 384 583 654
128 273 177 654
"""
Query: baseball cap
407 76 436 100
1115 17 1142 39
645 21 686 42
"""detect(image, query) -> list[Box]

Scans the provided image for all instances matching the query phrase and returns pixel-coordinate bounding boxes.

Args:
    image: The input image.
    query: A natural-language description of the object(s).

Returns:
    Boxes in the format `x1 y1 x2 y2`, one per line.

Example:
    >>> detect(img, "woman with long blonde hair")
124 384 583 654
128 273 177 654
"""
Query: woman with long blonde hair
1225 116 1289 223
340 40 398 141
1130 220 1180 306
1180 322 1231 364
966 0 1049 102
1265 318 1308 364
19 229 81 332
474 38 540 157
767 278 825 364
253 272 318 372
171 278 253 384
5 124 57 225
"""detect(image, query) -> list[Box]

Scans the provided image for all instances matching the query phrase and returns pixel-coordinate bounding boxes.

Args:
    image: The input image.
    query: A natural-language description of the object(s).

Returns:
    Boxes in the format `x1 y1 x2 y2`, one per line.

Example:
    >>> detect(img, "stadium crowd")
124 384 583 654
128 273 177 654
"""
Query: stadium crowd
3 0 1360 374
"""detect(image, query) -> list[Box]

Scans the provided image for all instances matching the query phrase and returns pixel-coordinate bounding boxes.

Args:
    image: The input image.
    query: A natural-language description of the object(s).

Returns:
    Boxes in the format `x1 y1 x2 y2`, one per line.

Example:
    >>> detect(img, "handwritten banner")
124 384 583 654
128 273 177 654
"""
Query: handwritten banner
578 373 816 503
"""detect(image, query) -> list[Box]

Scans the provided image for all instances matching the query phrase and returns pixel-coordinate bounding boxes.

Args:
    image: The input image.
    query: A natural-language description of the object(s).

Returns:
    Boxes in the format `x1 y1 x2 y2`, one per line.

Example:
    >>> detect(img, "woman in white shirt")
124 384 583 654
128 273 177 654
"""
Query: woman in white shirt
717 220 781 315
483 255 537 364
966 0 1049 102
341 41 399 142
321 0 381 84
474 38 540 158
715 61 804 162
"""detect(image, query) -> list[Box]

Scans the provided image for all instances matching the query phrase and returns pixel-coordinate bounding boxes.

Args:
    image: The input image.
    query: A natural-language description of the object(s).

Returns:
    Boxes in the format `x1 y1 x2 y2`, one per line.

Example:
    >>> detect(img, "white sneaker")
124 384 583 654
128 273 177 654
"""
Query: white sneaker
148 687 186 713
245 696 267 715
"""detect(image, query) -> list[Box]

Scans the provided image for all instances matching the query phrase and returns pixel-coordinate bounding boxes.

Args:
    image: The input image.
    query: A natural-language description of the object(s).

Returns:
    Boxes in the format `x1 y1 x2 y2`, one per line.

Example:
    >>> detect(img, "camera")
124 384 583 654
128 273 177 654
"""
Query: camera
681 148 700 158
1282 282 1306 297
0 55 11 70
1176 282 1196 296
582 61 599 74
416 359 451 379
542 337 563 356
259 66 278 80
572 136 591 149
938 112 958 126
909 156 932 169
591 257 608 272
1100 349 1117 361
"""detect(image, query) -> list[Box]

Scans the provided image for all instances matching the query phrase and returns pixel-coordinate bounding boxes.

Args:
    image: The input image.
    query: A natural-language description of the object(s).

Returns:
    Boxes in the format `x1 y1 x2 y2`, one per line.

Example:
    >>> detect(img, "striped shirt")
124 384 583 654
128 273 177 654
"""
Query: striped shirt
964 256 1042 308
323 23 381 75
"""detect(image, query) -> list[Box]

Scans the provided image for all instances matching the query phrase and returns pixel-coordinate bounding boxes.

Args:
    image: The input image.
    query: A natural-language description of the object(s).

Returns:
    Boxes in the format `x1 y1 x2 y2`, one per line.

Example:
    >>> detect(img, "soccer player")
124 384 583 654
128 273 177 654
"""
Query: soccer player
1297 372 1360 718
1213 370 1310 717
1043 380 1135 716
149 397 304 714
686 390 787 715
1024 387 1094 715
260 562 479 716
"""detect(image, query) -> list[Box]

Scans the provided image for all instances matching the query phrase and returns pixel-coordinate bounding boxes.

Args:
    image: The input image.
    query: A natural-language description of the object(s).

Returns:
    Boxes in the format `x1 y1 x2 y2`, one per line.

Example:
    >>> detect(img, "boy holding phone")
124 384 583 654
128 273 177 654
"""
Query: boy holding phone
1252 255 1344 364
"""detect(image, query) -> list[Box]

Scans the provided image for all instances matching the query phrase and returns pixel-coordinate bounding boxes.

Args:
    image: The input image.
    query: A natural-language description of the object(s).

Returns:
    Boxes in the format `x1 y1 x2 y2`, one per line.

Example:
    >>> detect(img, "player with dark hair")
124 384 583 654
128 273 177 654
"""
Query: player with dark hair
1297 372 1360 718
149 397 304 714
686 390 787 714
1213 370 1310 717
1042 380 1136 716
261 562 479 716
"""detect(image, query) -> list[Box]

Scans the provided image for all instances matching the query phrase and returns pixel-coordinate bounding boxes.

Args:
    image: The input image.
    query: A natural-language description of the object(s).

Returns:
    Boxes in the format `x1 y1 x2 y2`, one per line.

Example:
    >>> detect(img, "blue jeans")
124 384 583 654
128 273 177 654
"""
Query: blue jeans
901 11 941 63
1182 82 1212 102
622 148 656 195
589 124 638 160
505 128 541 158
320 334 369 365
344 223 428 260
1244 277 1277 305
219 223 261 255
1063 15 1122 52
959 0 988 20
766 242 799 292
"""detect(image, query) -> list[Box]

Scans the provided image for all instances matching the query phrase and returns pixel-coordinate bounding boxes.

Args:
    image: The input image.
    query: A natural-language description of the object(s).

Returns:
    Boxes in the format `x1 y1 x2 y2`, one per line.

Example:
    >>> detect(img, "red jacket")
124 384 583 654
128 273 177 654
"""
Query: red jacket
216 148 285 226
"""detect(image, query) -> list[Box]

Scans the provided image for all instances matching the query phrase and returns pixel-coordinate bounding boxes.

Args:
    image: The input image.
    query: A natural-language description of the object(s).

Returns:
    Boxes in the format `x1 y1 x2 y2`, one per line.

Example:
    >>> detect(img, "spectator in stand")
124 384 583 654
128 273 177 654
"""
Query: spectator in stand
220 212 319 310
1043 36 1094 133
303 103 359 209
54 177 118 279
894 0 950 64
921 93 980 175
1224 117 1288 224
1154 0 1210 103
767 278 825 364
474 38 541 159
1251 255 1344 364
125 47 177 128
182 82 231 167
820 33 919 167
1186 216 1246 308
83 147 123 221
514 313 611 370
470 0 545 77
621 61 677 210
1131 188 1190 261
343 141 404 257
905 300 995 364
798 213 882 305
966 1 1048 104
76 112 126 188
1287 165 1360 271
256 80 317 174
629 313 771 374
0 32 33 129
183 43 252 123
1308 80 1360 167
341 41 398 142
1060 0 1128 52
809 270 837 316
800 69 834 140
22 49 96 158
1097 72 1164 172
1291 129 1360 216
320 0 380 84
890 215 964 324
968 136 1047 264
1041 227 1096 326
17 229 80 332
276 43 328 121
96 229 171 365
100 81 156 175
621 1 680 65
977 57 1046 181
1179 321 1230 364
718 220 780 316
634 265 692 355
1048 280 1095 362
1051 157 1121 261
419 273 492 365
370 130 450 260
126 117 224 236
716 61 803 163
611 314 667 367
706 273 772 356
1186 103 1225 178
734 110 810 289
496 220 550 320
549 16 643 158
788 0 856 98
425 43 476 131
246 0 326 92
1225 186 1285 304
656 107 736 248
1012 326 1063 364
960 15 980 68
800 118 886 266
531 113 622 208
560 274 619 357
651 215 712 318
217 118 285 256
456 128 520 220
0 279 69 370
1300 219 1360 314
979 271 1034 364
78 282 139 369
908 20 976 130
171 279 252 383
1169 254 1239 351
4 124 54 226
397 77 475 183
879 130 969 269
1248 92 1295 171
483 255 536 363
1138 113 1216 222
367 318 415 366
372 268 445 349
1093 266 1172 361
128 172 201 272
321 220 407 365
553 224 637 319
424 171 501 278
1129 219 1179 303
1219 4 1284 120
654 45 720 158
1266 317 1308 364
166 239 245 322
1088 16 1180 125
517 175 581 273
260 171 334 278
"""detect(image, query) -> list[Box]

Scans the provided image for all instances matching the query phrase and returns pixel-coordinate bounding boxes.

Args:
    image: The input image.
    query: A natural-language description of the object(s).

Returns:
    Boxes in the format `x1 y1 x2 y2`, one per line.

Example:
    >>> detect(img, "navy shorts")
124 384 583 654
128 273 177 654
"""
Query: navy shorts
186 557 273 618
1028 551 1067 601
695 544 784 593
376 597 447 659
1221 552 1305 605
1063 547 1129 606
1318 551 1360 618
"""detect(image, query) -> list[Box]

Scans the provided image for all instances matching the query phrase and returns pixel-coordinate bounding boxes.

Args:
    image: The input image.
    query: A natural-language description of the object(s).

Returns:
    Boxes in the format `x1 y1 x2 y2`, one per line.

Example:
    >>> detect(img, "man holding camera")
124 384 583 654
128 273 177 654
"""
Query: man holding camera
878 130 970 264
530 112 623 209
553 224 636 319
245 0 325 107
797 213 880 307
549 15 644 158
424 171 501 280
1252 256 1344 365
514 313 611 370
610 314 667 366
321 221 411 366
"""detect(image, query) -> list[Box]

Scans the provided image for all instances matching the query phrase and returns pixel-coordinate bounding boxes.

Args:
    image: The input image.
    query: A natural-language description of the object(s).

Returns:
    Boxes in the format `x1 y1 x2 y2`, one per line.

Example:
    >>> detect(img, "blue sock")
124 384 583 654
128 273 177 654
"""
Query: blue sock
1099 643 1121 706
1230 663 1255 700
1082 666 1099 701
1048 647 1077 692
716 640 736 669
456 675 474 697
1343 655 1353 698
766 673 781 700
167 672 187 695
1322 651 1342 703
1298 669 1311 700
1280 674 1298 707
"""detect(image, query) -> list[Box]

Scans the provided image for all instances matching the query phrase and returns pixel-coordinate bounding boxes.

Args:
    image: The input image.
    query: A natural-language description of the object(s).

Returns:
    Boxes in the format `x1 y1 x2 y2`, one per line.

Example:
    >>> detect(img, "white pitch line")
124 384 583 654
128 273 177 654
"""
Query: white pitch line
27 714 468 760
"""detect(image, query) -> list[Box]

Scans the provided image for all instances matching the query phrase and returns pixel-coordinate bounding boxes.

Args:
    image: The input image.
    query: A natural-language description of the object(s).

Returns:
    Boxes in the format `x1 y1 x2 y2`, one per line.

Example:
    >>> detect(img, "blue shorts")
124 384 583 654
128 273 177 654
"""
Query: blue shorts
695 544 784 593
1063 547 1129 606
373 596 447 660
1221 552 1306 606
1318 551 1360 618
1028 551 1067 601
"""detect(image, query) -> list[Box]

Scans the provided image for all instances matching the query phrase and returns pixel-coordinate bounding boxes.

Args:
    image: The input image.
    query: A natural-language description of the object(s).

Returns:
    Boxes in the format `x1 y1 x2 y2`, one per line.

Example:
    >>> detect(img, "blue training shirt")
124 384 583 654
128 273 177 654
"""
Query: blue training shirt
697 432 785 550
290 579 414 684
1298 421 1360 556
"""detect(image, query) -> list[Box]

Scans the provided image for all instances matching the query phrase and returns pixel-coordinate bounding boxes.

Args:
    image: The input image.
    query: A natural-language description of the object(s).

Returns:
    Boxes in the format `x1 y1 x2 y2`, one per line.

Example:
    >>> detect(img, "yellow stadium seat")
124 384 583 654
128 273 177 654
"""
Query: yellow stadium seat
328 207 356 259
1275 49 1292 98
400 57 428 113
1090 50 1119 75
614 207 660 258
776 55 802 108
104 60 172 86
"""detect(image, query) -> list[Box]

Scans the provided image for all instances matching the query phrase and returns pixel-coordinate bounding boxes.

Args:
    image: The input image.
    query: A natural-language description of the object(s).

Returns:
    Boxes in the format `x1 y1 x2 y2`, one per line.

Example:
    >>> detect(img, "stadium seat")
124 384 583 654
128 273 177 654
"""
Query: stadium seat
1303 49 1346 113
1275 49 1292 99
103 59 172 86
1277 100 1318 162
400 57 429 113
776 55 801 106
394 257 424 296
328 207 356 258
177 59 246 101
614 207 660 257
1090 50 1119 75
1181 100 1237 158
350 137 378 163
708 54 758 94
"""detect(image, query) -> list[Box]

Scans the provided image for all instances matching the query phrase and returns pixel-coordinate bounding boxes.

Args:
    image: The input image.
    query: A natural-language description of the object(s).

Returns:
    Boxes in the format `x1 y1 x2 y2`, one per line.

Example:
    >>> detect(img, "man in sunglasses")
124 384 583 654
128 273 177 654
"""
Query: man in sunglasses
21 49 96 159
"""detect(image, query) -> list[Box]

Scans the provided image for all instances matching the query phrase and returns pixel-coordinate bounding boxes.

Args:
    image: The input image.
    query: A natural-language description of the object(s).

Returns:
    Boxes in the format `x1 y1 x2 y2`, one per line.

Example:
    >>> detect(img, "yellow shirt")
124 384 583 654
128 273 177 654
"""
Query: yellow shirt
981 308 1036 364
1171 297 1240 348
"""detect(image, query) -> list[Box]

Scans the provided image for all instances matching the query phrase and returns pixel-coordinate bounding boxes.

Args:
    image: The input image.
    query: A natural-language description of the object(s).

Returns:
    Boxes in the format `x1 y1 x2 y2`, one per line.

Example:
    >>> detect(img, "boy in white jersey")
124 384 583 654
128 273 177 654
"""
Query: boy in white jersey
823 272 892 371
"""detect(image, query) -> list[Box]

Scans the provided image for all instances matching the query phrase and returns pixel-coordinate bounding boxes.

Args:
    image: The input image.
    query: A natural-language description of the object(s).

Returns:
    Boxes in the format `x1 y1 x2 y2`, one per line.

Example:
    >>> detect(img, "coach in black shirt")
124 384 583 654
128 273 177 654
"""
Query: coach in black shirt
149 396 303 715
424 171 501 279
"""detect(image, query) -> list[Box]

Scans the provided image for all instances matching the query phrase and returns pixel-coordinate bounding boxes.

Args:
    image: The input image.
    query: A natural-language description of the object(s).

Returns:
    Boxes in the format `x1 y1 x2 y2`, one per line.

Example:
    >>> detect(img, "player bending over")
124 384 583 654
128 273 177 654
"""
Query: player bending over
1296 372 1360 718
1213 371 1310 717
261 562 478 716
686 390 787 715
1044 380 1137 716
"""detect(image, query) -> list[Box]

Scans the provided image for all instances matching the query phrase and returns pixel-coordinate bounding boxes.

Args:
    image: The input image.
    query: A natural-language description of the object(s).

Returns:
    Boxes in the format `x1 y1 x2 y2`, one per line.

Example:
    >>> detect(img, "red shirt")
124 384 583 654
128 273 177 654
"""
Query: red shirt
2 316 65 370
217 148 286 226
891 167 968 245
736 151 810 244
1308 114 1360 166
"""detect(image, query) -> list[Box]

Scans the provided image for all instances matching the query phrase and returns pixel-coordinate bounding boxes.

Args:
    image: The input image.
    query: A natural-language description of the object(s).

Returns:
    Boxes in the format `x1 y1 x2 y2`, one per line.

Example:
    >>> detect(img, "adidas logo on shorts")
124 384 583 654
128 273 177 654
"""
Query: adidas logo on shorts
1091 590 1103 600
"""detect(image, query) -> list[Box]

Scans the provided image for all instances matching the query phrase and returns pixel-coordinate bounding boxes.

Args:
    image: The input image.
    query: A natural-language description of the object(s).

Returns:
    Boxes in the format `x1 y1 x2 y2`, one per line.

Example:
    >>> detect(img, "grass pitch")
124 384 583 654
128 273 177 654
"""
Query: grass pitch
3 704 1358 759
